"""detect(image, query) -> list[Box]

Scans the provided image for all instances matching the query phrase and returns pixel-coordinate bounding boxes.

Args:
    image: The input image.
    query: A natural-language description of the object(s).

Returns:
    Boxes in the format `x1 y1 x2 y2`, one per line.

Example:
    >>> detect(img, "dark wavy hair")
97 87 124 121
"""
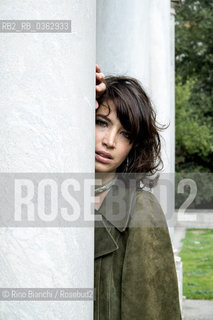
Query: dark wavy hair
97 76 166 189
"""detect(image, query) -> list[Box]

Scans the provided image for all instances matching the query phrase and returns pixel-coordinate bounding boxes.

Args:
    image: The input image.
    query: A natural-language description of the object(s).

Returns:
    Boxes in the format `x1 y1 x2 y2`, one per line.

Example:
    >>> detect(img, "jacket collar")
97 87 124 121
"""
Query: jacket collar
95 181 136 259
94 217 119 258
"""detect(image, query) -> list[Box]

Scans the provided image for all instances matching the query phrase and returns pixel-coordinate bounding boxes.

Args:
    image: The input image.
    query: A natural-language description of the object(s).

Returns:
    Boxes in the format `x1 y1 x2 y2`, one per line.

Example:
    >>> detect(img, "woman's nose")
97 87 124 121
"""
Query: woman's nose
103 131 116 148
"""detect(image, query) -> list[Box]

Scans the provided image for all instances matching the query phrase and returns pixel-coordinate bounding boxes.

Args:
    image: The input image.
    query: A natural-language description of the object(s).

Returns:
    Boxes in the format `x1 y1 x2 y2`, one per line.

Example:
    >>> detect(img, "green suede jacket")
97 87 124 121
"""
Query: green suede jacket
94 182 182 320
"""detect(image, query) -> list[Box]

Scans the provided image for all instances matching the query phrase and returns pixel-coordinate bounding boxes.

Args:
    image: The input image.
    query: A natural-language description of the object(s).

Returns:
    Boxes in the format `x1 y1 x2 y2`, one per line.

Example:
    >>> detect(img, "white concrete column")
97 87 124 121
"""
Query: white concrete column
0 1 95 319
148 0 175 242
170 6 176 177
97 0 151 92
171 0 183 313
149 0 173 173
169 3 177 242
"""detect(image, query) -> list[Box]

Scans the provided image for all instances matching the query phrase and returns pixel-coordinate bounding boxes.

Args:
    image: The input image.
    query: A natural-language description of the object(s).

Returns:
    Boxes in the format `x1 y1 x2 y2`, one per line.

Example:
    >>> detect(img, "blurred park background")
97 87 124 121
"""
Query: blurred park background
174 0 213 306
175 0 213 209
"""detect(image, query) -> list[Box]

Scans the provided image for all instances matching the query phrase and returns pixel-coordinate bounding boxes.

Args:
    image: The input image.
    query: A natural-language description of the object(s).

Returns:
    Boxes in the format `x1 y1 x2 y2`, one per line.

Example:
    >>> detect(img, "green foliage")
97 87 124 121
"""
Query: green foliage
176 0 213 93
179 229 213 300
175 0 213 174
175 78 213 166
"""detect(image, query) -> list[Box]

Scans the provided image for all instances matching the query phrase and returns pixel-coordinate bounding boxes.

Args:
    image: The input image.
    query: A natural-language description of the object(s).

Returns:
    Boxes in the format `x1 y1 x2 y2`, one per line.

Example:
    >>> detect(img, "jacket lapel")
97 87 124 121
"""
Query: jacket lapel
94 181 136 259
94 216 119 258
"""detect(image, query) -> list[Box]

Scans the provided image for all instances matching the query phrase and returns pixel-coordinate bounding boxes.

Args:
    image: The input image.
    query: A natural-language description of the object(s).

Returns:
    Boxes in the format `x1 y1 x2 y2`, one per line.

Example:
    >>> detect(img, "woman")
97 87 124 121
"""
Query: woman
94 66 182 320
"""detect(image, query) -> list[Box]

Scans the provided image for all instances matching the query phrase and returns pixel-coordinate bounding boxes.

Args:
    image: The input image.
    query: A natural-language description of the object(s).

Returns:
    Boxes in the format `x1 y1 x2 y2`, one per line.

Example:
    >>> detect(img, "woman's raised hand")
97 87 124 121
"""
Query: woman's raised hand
96 64 106 109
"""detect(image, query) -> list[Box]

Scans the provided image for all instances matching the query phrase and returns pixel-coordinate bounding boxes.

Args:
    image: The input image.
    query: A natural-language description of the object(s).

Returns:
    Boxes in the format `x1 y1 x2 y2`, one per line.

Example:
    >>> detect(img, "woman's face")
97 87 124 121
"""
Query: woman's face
95 100 133 174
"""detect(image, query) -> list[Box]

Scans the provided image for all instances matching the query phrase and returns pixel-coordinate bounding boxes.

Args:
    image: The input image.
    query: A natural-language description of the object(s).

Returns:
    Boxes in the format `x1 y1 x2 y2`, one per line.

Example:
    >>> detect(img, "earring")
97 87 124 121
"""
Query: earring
125 157 129 172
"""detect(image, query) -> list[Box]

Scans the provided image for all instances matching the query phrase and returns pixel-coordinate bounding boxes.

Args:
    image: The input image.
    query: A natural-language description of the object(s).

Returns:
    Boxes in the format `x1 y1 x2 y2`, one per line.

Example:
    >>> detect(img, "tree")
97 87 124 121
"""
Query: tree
176 0 213 94
175 0 213 172
175 0 213 208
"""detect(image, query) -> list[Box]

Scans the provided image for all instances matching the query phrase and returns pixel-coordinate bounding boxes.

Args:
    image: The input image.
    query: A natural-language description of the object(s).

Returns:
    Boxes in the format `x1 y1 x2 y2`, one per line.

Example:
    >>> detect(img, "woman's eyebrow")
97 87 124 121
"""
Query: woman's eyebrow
96 114 112 124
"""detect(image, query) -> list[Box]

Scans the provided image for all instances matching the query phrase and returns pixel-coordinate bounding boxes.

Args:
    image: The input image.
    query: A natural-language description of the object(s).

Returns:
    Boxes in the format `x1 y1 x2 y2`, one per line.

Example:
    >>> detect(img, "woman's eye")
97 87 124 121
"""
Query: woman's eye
96 119 108 127
121 131 131 140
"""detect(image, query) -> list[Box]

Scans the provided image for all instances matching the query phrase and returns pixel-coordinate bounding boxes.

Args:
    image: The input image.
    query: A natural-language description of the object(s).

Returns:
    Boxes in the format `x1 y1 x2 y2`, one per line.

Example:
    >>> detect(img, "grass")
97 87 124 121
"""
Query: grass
179 229 213 300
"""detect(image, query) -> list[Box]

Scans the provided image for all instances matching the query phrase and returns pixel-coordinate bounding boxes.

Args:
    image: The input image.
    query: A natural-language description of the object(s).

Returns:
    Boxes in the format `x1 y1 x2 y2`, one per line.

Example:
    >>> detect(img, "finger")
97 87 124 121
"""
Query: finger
96 82 106 92
96 72 105 80
96 72 105 84
96 64 101 73
96 82 106 96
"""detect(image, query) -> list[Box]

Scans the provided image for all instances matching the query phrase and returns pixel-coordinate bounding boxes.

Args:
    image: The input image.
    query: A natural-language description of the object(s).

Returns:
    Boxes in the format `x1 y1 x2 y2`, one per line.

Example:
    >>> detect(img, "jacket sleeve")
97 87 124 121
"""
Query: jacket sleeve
121 191 182 320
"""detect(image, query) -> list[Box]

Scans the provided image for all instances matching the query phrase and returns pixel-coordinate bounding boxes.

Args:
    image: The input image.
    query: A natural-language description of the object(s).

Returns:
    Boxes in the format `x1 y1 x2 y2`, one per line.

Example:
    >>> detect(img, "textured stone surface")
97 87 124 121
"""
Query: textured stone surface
0 0 95 318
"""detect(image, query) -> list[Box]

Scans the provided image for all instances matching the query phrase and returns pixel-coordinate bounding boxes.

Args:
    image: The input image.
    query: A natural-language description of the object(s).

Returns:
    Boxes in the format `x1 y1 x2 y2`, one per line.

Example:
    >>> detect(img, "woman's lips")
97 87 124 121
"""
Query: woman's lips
95 152 112 164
